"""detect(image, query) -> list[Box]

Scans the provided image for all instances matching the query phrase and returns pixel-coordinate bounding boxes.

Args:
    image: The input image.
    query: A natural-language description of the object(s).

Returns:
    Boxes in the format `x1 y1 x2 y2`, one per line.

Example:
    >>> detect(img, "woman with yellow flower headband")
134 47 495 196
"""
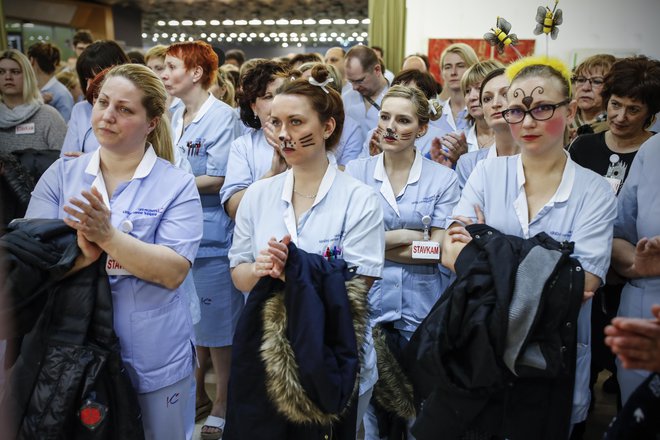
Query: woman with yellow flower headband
442 56 617 433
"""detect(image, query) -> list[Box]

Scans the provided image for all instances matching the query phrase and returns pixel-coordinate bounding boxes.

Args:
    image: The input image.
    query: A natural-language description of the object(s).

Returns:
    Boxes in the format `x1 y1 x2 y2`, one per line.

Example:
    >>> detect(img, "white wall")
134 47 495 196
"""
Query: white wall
405 0 660 66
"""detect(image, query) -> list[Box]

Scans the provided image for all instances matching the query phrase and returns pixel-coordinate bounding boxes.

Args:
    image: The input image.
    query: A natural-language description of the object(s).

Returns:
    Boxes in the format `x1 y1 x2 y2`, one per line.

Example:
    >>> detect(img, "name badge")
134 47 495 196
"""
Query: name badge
604 176 621 194
412 241 440 260
16 123 35 135
106 255 131 276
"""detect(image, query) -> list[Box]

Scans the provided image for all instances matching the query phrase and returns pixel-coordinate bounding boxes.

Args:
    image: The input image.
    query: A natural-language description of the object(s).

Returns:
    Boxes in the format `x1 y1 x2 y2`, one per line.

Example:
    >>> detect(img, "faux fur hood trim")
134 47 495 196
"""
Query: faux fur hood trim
260 277 369 425
372 325 416 419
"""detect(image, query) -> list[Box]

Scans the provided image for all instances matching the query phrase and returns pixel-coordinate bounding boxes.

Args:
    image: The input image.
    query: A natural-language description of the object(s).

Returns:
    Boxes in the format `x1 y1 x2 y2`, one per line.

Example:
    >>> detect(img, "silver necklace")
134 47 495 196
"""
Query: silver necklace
293 189 317 199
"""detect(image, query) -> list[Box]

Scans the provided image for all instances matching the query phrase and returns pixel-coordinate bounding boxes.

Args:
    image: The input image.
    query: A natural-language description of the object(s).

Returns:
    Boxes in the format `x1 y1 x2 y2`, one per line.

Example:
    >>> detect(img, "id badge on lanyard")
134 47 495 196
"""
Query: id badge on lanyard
412 215 440 260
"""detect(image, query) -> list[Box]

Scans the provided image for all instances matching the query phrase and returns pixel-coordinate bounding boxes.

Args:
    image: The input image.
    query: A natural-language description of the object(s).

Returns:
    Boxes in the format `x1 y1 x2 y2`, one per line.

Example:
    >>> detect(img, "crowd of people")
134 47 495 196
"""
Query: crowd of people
1 25 660 440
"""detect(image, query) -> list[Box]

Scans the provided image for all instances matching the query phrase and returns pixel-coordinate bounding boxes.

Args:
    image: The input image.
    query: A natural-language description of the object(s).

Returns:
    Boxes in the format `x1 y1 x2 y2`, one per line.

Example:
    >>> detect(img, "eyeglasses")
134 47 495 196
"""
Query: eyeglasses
502 100 571 124
572 76 605 88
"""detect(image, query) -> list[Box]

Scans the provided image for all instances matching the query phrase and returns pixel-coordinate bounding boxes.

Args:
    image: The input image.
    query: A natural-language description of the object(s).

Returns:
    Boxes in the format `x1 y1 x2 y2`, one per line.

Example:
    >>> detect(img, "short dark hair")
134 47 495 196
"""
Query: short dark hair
225 49 246 66
72 29 94 47
371 46 384 58
27 42 61 74
479 68 506 104
289 52 323 68
602 55 660 127
76 40 130 92
345 45 379 72
392 69 439 99
237 60 289 129
212 46 226 66
126 50 145 65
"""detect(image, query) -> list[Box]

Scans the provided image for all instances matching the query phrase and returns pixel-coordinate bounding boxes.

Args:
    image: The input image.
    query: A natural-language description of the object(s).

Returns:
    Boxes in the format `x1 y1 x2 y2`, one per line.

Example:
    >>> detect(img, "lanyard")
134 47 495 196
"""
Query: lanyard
363 94 381 111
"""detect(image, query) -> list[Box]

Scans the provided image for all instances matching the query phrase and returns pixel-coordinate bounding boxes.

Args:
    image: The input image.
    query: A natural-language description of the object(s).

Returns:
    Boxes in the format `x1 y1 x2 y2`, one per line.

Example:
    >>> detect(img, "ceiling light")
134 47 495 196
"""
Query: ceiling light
362 18 371 24
249 32 257 37
141 32 148 38
320 32 327 37
258 33 265 38
356 36 365 42
223 19 234 25
180 33 186 37
264 37 271 42
289 32 297 37
319 19 331 25
297 43 302 47
320 37 327 42
290 19 302 25
207 37 212 42
310 32 317 37
210 20 220 26
264 19 275 25
170 36 176 41
330 32 337 37
200 32 207 38
276 19 289 25
172 32 178 37
269 32 277 37
226 37 233 42
282 42 288 47
348 37 355 41
340 33 345 37
237 37 243 41
278 32 287 37
247 37 252 42
361 32 368 37
333 19 346 24
152 37 158 42
229 32 237 38
181 20 193 26
301 37 308 42
161 32 169 38
347 18 359 24
239 32 247 38
157 20 166 26
219 33 225 37
274 37 280 42
195 20 206 26
210 32 217 38
235 20 248 25
168 20 179 26
304 19 316 25
249 19 262 25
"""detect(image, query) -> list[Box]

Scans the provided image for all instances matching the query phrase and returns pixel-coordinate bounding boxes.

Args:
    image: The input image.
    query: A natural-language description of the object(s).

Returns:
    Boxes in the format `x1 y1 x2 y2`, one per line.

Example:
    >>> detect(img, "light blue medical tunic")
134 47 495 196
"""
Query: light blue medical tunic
346 151 460 331
42 76 74 123
450 153 617 423
230 163 385 394
335 114 366 166
220 129 273 206
613 135 660 402
342 86 388 139
455 145 496 189
172 94 242 257
61 101 99 156
26 147 203 393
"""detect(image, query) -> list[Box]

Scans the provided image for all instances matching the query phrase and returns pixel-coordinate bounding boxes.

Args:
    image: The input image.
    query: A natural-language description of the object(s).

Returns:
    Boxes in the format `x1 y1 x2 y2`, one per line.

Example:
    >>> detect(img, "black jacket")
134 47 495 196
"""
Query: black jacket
406 224 584 440
0 219 144 440
224 242 369 440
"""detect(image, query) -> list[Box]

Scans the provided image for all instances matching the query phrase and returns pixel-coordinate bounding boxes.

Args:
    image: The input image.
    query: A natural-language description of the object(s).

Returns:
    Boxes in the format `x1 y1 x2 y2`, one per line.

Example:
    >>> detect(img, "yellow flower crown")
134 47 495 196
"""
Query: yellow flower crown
505 55 572 97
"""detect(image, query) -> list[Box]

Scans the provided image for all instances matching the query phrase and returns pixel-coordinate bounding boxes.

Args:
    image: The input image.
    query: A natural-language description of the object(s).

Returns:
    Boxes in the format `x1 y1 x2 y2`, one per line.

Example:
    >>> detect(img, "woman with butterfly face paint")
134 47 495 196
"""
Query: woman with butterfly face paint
345 84 460 439
443 57 617 432
228 64 385 438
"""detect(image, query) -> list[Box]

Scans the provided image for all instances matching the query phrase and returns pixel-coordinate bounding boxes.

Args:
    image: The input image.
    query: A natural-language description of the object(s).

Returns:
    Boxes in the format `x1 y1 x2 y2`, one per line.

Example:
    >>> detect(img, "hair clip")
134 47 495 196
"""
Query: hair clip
428 98 438 115
308 76 334 94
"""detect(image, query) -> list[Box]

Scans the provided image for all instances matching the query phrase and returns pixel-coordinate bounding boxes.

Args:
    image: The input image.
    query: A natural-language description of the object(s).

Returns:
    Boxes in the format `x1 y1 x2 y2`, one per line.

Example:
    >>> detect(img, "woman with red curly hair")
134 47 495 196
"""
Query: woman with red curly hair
161 41 243 440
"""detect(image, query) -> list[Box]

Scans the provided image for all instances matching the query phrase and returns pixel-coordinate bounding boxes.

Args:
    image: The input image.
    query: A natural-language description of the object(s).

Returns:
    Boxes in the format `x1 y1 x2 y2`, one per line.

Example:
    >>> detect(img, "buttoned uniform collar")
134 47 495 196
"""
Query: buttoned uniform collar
41 76 59 91
172 93 215 144
441 98 456 130
85 144 158 207
281 157 337 243
513 150 575 237
373 149 423 216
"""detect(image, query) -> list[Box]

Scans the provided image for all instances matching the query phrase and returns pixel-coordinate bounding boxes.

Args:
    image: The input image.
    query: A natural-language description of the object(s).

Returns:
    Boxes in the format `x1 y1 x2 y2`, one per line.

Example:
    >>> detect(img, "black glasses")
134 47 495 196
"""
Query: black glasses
502 100 571 124
571 76 605 88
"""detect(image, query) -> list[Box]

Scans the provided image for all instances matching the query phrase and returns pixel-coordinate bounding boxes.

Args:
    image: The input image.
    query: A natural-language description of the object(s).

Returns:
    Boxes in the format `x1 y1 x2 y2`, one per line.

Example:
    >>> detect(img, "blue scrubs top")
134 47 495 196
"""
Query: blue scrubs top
450 153 617 423
26 146 203 393
230 163 385 394
42 76 74 123
346 151 460 331
342 86 388 139
335 114 366 166
455 145 496 189
171 94 242 257
61 101 99 156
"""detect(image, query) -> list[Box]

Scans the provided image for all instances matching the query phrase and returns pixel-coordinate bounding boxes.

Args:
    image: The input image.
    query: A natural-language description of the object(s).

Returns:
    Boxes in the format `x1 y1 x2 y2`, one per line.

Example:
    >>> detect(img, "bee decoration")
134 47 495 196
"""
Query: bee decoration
484 16 522 57
534 0 563 40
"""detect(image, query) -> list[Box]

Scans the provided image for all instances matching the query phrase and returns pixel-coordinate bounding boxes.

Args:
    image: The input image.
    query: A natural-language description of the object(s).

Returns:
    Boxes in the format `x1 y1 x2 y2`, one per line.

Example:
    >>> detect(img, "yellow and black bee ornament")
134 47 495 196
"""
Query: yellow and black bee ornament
484 16 522 57
534 0 563 40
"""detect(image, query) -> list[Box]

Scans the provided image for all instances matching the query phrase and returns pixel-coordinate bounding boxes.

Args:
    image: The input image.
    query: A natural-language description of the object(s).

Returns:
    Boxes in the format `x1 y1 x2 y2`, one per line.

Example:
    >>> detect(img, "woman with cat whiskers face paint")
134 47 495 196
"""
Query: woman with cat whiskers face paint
345 84 460 439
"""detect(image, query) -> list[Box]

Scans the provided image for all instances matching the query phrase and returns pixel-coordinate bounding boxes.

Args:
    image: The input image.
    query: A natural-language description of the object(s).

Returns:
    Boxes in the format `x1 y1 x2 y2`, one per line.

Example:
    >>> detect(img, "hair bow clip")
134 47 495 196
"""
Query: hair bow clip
428 99 438 115
308 76 334 94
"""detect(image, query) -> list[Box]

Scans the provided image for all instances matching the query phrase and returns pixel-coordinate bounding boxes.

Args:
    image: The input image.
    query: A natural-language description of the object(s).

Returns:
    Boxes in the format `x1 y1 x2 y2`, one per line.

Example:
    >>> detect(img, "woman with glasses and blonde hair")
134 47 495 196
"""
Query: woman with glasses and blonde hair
0 49 66 153
443 56 617 434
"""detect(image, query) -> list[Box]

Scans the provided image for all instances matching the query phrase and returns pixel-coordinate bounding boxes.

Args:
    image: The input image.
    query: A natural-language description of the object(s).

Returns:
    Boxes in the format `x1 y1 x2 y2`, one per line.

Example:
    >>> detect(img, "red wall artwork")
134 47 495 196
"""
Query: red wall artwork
428 38 536 84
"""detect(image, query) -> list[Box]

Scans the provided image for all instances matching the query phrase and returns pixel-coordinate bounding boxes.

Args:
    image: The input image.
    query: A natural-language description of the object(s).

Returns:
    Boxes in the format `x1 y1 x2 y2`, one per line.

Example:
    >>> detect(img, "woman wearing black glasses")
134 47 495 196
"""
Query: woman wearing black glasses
442 56 618 433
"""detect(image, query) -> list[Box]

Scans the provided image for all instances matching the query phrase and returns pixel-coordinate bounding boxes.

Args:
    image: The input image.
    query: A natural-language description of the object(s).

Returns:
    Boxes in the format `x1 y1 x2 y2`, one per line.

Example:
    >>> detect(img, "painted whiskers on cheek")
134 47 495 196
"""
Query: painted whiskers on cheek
513 86 545 109
384 128 400 140
298 133 315 147
398 132 414 140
